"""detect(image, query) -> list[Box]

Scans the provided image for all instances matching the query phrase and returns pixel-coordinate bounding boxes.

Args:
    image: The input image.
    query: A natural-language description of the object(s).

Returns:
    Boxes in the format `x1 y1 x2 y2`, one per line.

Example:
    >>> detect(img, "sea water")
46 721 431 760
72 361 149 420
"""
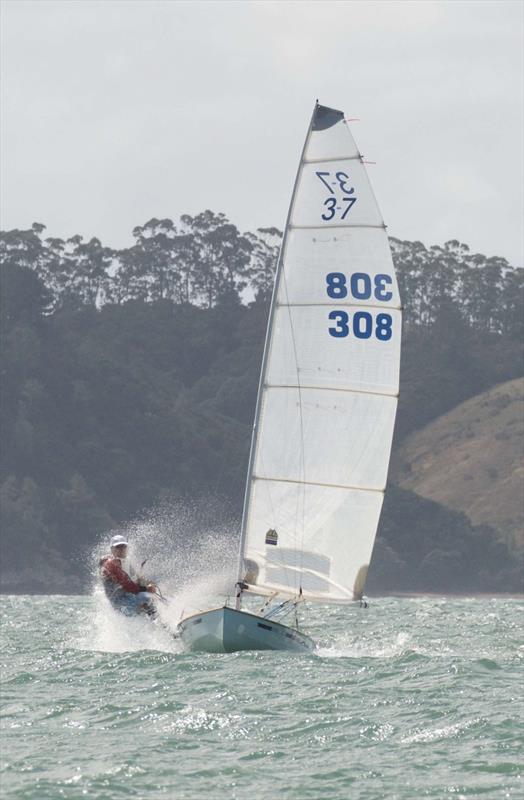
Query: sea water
1 594 522 799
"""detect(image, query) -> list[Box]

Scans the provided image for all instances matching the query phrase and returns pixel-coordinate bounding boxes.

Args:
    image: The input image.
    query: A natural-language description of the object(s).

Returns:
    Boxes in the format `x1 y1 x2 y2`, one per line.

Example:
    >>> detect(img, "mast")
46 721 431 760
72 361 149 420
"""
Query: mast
235 103 319 609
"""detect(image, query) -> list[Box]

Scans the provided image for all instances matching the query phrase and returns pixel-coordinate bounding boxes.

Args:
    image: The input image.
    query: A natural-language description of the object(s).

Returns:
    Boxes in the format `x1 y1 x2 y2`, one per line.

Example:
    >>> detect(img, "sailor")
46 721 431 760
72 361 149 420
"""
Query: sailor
99 534 157 616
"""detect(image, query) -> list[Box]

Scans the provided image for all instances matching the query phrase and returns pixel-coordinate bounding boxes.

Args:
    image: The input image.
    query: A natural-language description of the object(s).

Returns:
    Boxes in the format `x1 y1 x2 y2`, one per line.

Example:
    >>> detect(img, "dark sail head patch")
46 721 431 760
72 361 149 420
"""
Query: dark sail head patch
312 103 344 131
265 528 278 546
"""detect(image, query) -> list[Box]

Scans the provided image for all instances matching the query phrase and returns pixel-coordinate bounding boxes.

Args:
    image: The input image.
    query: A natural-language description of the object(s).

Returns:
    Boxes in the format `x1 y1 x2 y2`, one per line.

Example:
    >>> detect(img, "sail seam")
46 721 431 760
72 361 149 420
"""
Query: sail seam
276 301 401 311
289 223 385 230
264 384 399 398
252 475 386 493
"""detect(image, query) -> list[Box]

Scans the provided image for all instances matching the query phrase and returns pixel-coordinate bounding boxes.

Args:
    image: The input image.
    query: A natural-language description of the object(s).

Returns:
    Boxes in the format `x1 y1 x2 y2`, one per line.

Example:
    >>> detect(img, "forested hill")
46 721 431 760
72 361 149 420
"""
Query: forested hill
392 378 524 555
1 214 523 594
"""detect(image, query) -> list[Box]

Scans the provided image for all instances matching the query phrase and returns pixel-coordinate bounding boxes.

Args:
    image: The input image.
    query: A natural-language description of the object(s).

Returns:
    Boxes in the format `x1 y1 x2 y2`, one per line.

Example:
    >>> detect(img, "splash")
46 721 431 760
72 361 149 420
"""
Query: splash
80 497 239 652
316 631 412 659
77 587 182 653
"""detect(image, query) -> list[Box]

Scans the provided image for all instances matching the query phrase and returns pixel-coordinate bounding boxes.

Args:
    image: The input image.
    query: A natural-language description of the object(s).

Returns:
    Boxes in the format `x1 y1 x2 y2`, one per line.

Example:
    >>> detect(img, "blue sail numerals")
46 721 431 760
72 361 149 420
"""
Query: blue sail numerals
328 310 392 341
326 272 393 301
326 271 393 341
325 272 347 297
316 171 357 221
328 310 349 337
376 313 393 341
374 274 393 301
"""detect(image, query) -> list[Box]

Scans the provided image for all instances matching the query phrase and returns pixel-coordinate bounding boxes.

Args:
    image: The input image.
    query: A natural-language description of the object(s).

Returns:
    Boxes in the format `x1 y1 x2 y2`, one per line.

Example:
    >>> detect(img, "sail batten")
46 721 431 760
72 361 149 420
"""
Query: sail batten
238 102 401 602
304 155 363 164
264 384 398 399
289 224 386 230
276 301 401 310
252 476 387 494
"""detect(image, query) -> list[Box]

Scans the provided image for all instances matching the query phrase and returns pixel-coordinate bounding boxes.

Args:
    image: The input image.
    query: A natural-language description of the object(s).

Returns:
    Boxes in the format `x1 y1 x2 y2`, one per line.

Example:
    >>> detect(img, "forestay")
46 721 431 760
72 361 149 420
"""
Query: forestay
238 103 401 602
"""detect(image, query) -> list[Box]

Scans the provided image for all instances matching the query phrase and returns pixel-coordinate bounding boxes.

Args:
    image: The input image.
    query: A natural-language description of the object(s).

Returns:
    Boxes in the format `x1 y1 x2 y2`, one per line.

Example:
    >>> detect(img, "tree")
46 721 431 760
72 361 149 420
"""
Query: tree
246 227 281 302
0 262 52 334
180 211 252 307
111 218 200 304
1 217 523 593
499 268 524 338
0 476 48 570
65 235 114 306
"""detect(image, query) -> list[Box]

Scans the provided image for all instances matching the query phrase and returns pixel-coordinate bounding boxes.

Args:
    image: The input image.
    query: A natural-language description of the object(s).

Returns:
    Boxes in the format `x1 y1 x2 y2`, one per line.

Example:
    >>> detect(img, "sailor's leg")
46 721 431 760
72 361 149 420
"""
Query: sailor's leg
135 591 158 618
111 591 158 617
113 592 144 615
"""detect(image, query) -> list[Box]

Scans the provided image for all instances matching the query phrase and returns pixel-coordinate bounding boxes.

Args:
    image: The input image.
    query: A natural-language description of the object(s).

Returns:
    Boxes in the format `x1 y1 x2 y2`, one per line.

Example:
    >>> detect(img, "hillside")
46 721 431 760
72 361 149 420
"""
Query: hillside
392 378 524 554
1 219 523 594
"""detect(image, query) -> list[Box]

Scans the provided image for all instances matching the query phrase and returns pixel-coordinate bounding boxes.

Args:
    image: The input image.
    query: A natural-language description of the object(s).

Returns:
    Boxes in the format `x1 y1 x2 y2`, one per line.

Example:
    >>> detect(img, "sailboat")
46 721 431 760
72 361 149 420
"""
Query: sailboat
177 102 401 653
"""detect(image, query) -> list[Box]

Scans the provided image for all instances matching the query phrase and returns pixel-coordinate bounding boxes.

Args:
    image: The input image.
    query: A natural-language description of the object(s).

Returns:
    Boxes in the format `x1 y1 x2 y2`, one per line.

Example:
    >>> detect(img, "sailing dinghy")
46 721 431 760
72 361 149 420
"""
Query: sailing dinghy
178 102 401 653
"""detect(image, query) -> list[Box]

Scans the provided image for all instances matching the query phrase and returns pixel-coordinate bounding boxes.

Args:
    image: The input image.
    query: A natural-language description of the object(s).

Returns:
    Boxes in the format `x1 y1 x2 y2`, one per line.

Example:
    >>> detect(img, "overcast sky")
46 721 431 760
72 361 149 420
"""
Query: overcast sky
1 0 522 265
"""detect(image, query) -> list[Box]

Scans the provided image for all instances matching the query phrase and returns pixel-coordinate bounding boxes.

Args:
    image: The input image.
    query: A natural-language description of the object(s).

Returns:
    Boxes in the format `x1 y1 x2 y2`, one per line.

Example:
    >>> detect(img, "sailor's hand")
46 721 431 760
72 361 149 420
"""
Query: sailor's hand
146 583 158 594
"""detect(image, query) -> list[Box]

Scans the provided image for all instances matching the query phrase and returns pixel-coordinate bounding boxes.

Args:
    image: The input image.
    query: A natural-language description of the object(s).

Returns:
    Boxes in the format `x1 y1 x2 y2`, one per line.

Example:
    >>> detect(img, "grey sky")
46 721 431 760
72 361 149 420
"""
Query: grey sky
1 0 522 265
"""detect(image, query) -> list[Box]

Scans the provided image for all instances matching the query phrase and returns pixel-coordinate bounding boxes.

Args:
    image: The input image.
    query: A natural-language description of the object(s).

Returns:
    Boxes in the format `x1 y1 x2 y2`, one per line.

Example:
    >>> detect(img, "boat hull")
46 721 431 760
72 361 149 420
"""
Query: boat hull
177 606 315 653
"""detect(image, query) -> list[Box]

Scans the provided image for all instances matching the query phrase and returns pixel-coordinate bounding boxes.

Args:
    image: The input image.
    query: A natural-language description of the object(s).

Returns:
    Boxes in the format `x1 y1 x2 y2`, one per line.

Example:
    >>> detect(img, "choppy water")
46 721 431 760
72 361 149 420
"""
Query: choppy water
1 595 522 799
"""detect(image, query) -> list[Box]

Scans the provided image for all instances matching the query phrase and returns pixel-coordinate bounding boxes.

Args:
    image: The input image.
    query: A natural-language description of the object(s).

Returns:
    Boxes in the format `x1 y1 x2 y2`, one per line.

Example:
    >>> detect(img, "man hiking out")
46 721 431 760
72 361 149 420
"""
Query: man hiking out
99 534 158 617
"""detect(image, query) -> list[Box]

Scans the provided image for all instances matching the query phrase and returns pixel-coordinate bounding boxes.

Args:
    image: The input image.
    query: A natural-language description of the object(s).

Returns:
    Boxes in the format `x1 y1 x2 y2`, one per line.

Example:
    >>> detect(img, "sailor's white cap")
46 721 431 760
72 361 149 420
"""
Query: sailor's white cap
110 534 128 548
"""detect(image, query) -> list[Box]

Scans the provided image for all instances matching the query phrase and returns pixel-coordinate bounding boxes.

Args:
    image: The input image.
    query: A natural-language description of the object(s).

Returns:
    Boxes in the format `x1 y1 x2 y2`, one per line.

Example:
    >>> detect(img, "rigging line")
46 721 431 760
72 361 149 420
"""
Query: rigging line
281 251 307 593
236 106 318 604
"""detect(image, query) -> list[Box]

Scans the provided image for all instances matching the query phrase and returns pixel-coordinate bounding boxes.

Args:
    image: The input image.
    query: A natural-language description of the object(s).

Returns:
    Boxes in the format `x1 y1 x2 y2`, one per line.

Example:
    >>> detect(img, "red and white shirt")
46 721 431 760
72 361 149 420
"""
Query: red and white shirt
99 555 144 594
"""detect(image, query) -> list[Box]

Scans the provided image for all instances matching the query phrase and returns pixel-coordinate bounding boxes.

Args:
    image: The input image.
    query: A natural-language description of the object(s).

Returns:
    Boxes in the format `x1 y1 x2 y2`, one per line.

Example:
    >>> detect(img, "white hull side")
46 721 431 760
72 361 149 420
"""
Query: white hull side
177 607 315 653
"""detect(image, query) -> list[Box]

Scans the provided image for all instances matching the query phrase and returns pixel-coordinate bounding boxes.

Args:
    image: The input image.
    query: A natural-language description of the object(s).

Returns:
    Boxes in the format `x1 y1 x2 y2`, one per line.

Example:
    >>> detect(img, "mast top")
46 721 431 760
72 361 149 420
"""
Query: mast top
312 103 344 131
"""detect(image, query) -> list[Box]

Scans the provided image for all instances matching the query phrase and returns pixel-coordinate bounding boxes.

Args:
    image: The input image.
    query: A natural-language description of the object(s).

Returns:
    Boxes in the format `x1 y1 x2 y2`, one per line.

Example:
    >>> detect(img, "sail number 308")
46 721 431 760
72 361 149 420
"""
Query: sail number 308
326 271 393 341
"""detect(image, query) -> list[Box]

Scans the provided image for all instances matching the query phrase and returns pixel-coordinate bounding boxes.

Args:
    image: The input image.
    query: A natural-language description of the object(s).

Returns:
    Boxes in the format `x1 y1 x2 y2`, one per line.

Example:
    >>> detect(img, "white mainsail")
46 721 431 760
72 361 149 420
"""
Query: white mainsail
238 103 401 603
